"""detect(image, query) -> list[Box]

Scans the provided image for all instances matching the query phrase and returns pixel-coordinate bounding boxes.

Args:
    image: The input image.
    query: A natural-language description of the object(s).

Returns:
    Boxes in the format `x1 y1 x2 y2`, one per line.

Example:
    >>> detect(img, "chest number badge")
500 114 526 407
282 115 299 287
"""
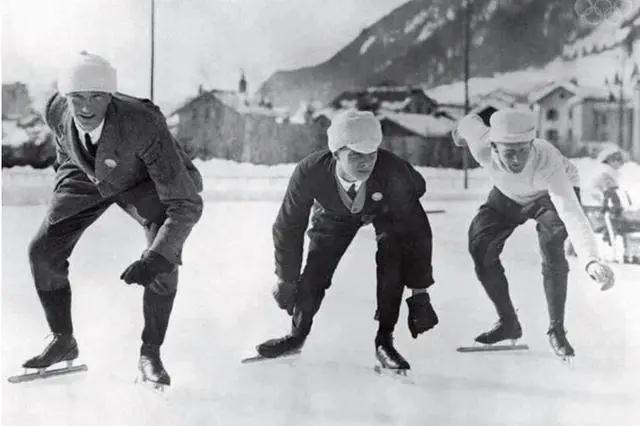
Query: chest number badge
372 192 383 201
105 159 117 168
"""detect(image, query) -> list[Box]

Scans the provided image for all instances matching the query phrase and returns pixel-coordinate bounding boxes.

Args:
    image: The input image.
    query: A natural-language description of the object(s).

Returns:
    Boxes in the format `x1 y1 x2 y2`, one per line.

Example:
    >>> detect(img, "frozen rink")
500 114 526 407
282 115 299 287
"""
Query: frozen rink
2 196 639 426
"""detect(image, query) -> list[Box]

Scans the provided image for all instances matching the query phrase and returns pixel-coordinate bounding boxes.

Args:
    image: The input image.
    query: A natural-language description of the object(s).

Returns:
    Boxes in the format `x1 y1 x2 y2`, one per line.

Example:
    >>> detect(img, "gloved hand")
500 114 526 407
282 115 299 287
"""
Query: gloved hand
406 292 439 338
272 279 298 315
120 250 174 287
586 260 615 291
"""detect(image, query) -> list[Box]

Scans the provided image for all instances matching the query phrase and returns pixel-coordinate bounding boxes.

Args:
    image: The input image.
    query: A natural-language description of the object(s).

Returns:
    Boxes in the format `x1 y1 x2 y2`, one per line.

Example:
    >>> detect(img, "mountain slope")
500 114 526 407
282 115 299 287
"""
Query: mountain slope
258 0 607 109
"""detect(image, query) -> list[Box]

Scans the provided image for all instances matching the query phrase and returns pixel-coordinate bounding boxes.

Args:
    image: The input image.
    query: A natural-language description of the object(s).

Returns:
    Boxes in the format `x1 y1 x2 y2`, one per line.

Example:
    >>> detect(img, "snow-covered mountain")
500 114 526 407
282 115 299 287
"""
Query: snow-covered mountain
258 0 640 109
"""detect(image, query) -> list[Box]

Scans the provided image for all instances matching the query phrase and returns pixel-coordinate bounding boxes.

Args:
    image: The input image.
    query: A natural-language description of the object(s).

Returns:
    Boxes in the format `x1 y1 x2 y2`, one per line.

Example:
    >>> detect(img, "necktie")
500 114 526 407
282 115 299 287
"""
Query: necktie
347 184 357 200
84 133 97 158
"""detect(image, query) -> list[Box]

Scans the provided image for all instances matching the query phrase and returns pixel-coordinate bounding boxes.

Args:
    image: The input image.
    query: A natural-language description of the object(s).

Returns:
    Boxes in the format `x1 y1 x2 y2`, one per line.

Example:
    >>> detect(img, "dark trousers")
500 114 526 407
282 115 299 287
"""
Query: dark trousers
291 215 431 338
28 176 177 346
468 187 572 327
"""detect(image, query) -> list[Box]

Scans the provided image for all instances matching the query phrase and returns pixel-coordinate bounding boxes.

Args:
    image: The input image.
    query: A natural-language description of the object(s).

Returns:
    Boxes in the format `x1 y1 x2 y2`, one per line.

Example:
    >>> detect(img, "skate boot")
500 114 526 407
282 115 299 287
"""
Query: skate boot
475 317 522 345
23 333 78 369
547 324 575 359
138 344 170 388
375 332 410 371
256 334 305 358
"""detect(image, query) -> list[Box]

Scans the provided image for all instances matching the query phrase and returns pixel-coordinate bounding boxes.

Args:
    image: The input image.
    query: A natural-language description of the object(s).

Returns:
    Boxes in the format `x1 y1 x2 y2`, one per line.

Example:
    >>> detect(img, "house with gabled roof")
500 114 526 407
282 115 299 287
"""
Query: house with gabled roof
529 79 631 156
169 77 325 164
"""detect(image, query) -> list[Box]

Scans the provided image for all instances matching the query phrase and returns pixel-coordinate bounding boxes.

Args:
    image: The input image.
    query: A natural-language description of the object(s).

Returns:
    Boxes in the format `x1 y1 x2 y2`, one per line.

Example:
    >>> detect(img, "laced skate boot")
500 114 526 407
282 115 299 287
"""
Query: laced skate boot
475 317 522 345
23 334 78 369
547 324 575 359
375 332 410 370
256 334 305 358
139 344 170 387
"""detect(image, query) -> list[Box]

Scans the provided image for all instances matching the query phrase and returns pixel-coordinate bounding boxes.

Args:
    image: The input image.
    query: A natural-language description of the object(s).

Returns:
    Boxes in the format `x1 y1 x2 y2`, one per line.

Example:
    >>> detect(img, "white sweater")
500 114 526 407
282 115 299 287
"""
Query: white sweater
459 117 599 267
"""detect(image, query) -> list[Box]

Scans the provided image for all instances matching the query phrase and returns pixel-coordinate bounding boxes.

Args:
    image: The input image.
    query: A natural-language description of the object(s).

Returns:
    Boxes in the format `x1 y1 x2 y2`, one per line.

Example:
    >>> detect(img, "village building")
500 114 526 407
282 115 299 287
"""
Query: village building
170 76 325 165
529 80 633 156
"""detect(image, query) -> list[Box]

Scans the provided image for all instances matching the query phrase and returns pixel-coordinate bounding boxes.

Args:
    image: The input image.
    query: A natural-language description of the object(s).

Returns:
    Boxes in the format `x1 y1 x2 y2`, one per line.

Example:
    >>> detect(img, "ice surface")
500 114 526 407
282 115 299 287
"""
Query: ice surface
2 196 639 426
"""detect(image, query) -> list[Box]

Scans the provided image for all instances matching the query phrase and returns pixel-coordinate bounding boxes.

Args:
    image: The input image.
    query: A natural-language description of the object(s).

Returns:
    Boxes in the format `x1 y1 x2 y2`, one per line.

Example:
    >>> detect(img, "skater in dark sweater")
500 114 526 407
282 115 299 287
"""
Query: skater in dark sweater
255 109 438 370
20 52 203 387
453 109 615 359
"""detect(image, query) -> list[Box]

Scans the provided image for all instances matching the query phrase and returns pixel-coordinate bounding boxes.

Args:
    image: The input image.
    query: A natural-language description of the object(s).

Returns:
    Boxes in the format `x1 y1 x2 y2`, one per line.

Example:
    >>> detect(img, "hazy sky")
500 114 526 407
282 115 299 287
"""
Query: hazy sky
2 0 408 109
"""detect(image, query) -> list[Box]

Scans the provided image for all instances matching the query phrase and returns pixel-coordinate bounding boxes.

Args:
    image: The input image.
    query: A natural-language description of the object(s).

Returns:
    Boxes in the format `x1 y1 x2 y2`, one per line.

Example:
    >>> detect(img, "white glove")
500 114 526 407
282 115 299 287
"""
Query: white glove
586 260 615 291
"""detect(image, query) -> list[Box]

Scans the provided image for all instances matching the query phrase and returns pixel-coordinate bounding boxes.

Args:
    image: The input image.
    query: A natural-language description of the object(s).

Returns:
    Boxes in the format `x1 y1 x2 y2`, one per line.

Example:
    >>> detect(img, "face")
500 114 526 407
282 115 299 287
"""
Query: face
334 147 378 181
66 91 112 131
605 153 624 170
491 141 533 173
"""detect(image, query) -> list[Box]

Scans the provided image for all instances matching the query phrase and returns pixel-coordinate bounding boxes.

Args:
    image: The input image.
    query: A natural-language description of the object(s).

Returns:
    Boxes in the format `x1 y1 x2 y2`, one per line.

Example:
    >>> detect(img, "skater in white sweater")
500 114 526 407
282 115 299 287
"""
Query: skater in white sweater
453 108 615 359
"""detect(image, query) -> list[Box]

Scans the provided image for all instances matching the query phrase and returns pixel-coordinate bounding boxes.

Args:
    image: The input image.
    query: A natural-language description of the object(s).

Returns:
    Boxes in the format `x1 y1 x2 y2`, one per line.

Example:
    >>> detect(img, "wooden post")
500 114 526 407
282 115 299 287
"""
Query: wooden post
462 0 471 189
150 0 155 101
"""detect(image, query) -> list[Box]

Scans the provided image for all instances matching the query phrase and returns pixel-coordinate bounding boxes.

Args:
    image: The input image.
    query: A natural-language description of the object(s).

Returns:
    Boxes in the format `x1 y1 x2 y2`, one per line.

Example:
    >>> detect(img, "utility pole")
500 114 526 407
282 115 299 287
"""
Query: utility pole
150 0 156 101
618 69 624 149
462 0 471 189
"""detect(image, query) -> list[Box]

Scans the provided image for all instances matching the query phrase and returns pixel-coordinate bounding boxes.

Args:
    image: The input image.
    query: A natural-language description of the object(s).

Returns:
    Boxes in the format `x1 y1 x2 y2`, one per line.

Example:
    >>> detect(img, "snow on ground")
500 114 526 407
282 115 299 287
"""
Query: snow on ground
2 159 490 206
2 193 639 425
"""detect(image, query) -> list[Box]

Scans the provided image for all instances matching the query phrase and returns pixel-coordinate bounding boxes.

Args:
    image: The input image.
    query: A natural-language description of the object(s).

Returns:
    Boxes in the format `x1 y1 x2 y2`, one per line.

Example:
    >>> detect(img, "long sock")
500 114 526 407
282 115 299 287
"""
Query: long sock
37 287 73 334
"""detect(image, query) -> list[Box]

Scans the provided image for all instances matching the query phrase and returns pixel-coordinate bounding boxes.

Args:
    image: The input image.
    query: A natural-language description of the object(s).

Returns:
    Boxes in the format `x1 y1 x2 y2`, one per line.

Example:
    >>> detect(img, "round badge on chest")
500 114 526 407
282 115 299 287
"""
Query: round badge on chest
104 159 117 168
372 192 383 201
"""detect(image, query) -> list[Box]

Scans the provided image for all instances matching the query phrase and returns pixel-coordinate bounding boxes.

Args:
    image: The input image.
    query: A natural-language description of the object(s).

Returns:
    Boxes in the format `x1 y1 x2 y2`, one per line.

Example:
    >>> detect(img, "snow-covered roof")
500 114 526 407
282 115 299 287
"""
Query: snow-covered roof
378 112 455 138
528 80 612 104
171 89 283 118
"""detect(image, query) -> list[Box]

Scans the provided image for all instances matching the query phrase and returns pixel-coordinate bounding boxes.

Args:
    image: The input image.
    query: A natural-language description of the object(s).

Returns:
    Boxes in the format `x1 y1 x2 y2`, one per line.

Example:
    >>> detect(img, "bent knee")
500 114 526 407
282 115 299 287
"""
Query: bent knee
28 236 49 265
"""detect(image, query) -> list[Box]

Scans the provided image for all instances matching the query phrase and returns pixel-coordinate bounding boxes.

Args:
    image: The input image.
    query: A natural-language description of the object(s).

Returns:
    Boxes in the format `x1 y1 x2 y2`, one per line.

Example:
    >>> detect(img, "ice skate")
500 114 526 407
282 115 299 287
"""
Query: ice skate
9 334 87 383
547 324 575 361
374 333 410 375
137 344 170 391
457 317 528 352
242 334 304 363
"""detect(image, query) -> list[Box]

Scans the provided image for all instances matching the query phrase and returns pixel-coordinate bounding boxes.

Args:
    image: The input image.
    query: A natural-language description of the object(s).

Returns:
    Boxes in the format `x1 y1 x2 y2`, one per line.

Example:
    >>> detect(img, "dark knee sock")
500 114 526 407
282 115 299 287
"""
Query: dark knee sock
141 288 176 346
37 287 73 335
478 265 517 321
543 272 568 328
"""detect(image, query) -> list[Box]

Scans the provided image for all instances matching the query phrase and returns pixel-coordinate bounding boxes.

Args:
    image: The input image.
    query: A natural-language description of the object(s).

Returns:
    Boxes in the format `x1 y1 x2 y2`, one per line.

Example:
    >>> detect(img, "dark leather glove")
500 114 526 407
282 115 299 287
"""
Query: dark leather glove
406 292 438 338
272 279 298 315
120 250 174 287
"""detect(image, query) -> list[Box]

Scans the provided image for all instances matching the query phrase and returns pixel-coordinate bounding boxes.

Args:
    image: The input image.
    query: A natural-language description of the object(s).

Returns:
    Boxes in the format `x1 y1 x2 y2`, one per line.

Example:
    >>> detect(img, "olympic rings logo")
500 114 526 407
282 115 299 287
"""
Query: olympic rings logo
574 0 634 25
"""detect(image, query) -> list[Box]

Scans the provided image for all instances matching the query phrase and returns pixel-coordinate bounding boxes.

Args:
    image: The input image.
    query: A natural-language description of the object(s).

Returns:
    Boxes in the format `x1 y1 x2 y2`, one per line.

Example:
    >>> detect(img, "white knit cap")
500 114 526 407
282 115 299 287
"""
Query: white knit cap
456 113 489 145
327 109 382 154
596 146 623 163
489 108 536 144
58 51 117 94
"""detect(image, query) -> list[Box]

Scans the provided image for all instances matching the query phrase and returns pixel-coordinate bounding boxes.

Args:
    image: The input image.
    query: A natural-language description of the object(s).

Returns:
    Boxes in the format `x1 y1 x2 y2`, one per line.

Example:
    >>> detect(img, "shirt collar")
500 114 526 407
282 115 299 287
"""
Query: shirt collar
335 168 363 191
74 119 105 143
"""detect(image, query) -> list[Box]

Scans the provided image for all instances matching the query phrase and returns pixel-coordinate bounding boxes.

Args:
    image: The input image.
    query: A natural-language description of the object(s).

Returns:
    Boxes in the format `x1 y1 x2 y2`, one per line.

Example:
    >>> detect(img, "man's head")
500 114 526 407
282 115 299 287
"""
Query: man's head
489 108 537 174
597 147 624 170
328 109 382 181
58 51 117 131
334 147 378 181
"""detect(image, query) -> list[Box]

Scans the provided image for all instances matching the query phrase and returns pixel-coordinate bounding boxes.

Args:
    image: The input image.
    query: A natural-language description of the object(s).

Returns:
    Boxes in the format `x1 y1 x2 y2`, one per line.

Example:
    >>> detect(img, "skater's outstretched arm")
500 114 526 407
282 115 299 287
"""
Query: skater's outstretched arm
135 114 204 265
273 162 315 283
453 113 491 164
546 162 615 290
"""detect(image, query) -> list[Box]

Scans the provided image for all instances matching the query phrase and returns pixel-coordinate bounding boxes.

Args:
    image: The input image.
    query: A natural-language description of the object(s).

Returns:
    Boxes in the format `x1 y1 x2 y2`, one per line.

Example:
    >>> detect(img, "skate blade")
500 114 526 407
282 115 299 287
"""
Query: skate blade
8 361 87 384
373 365 414 384
241 349 301 364
135 375 169 393
457 341 529 353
